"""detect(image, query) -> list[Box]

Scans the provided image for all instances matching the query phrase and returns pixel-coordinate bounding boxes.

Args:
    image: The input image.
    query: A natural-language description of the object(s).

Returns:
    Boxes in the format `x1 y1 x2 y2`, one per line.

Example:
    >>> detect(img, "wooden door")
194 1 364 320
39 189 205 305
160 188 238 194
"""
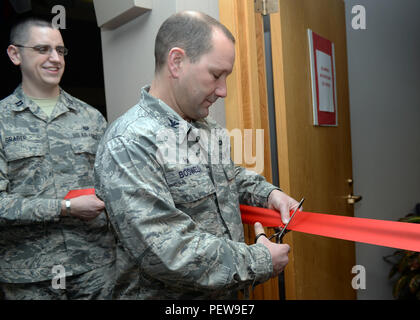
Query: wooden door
220 0 356 299
219 0 280 300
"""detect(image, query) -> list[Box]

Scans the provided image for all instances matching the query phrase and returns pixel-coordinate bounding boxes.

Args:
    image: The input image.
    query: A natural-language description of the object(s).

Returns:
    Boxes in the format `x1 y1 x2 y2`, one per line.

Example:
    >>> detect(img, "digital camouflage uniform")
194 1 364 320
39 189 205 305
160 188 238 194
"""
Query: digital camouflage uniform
94 86 277 299
0 85 115 299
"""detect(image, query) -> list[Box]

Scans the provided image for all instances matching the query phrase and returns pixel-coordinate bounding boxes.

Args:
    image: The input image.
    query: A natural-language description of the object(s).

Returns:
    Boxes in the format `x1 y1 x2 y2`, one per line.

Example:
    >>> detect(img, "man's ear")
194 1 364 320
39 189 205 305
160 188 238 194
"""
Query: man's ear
167 47 186 78
7 45 22 66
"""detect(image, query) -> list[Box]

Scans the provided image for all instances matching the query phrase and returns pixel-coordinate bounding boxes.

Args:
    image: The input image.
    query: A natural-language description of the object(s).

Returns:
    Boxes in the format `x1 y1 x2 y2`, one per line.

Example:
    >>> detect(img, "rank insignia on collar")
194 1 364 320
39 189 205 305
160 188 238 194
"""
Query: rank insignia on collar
169 119 179 128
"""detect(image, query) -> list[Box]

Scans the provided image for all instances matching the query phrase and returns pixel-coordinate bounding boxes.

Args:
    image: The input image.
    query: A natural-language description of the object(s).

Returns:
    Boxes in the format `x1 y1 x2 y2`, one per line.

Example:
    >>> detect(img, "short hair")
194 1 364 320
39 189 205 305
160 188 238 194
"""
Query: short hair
10 17 53 45
154 11 235 72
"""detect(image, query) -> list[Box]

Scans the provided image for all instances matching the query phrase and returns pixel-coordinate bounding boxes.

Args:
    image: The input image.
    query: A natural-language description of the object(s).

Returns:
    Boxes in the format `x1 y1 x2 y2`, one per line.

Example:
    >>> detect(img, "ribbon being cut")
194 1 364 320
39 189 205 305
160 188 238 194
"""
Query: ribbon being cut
240 204 420 252
65 189 420 252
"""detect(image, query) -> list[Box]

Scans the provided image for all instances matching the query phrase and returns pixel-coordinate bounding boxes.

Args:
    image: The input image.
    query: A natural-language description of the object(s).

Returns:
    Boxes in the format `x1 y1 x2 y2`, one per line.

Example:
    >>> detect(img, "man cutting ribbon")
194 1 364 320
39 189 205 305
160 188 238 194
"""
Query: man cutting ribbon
94 11 300 300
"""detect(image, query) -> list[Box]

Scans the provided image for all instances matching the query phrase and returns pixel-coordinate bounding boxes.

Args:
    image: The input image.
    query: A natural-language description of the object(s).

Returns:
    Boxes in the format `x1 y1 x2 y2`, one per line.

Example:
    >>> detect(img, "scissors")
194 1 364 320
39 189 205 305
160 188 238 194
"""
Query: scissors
268 197 305 243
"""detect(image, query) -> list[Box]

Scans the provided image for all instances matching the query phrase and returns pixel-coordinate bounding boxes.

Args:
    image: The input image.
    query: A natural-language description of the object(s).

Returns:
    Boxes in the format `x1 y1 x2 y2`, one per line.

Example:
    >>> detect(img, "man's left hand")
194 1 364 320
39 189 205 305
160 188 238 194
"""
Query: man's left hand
267 190 301 225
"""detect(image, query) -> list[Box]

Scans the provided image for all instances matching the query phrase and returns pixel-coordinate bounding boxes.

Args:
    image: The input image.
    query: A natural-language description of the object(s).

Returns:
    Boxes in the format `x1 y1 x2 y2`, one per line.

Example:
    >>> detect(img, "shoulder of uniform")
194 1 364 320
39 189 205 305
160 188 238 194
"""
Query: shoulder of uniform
60 89 104 117
102 104 161 146
0 92 22 114
0 94 15 107
60 89 87 108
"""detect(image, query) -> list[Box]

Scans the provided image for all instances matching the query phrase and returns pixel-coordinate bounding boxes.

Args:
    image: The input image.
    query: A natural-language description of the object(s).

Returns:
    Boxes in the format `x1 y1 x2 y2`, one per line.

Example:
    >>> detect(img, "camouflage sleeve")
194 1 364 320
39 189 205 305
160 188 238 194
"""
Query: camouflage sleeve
0 148 61 226
94 137 273 293
234 165 280 208
0 105 106 227
93 108 108 135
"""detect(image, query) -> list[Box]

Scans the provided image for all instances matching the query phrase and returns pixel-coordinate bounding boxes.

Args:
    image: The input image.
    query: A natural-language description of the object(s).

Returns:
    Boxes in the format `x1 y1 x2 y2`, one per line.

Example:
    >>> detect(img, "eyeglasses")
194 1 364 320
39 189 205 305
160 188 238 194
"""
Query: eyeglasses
13 44 68 56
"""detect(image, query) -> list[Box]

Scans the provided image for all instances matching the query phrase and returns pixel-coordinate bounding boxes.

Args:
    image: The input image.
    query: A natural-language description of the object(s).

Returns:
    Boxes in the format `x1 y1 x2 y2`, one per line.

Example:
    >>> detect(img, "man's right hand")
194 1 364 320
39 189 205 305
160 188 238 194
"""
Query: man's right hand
61 194 105 221
254 222 290 277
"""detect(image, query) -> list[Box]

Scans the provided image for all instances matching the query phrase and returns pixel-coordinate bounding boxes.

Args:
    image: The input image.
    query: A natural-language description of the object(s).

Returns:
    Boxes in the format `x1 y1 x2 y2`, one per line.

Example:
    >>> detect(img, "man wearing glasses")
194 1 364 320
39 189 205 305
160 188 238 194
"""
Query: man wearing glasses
0 17 115 299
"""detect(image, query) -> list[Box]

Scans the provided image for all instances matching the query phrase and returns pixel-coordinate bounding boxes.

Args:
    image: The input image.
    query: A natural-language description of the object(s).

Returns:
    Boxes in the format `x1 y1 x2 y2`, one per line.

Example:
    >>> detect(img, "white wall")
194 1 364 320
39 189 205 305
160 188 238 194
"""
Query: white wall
345 0 420 299
100 0 225 126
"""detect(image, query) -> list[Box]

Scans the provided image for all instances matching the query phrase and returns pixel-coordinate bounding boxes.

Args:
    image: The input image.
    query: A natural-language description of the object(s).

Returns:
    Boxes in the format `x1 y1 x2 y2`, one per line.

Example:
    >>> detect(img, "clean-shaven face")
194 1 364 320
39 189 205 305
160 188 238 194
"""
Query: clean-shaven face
18 26 65 90
174 28 235 121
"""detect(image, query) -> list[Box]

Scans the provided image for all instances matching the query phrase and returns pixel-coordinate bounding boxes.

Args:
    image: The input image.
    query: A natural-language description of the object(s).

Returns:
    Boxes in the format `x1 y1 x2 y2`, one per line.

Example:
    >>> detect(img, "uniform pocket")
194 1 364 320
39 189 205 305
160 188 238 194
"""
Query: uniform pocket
4 139 46 162
70 135 99 179
4 137 47 194
70 135 99 155
165 165 215 204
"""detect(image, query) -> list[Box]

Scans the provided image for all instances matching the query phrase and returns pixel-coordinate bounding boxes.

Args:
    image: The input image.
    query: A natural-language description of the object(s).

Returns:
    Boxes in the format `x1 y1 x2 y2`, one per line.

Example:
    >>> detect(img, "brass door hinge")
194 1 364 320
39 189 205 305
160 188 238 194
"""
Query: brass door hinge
254 0 279 15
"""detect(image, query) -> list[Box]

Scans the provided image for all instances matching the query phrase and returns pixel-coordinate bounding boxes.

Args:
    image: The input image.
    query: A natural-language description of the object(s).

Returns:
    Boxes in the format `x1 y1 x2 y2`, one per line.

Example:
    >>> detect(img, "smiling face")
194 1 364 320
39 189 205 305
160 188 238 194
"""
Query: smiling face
172 28 235 121
8 26 65 97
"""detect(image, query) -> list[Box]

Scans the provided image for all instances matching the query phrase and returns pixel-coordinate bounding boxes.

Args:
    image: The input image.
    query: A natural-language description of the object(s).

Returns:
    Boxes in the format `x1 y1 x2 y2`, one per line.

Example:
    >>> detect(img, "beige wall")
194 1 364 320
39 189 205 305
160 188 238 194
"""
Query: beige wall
99 0 226 126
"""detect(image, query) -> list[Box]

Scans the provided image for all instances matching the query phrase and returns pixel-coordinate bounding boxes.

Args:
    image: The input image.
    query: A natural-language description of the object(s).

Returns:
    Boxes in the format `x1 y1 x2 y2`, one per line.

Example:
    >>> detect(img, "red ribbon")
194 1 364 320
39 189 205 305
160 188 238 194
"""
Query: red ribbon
64 188 95 199
63 189 420 252
240 205 420 252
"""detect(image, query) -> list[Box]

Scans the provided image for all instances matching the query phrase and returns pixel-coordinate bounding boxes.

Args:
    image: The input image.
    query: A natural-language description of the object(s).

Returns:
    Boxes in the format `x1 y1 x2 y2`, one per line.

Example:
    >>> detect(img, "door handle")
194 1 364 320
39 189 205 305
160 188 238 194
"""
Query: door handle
346 194 362 205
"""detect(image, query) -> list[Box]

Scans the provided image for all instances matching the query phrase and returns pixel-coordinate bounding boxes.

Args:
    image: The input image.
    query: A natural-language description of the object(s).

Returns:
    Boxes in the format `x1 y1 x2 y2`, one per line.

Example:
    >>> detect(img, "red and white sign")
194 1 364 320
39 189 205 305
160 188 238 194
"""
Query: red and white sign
308 29 338 126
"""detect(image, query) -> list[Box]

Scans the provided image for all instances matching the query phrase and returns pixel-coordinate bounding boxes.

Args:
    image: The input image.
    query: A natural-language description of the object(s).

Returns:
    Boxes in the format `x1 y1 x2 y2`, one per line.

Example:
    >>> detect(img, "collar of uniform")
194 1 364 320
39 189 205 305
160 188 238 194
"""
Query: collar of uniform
10 85 33 112
57 89 78 112
140 85 193 142
10 85 78 113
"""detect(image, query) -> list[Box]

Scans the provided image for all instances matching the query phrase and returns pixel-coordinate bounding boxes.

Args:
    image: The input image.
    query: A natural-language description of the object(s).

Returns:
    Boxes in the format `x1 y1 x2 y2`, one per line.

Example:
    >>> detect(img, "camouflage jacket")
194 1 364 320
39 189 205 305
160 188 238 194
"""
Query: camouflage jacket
0 86 115 283
94 86 277 299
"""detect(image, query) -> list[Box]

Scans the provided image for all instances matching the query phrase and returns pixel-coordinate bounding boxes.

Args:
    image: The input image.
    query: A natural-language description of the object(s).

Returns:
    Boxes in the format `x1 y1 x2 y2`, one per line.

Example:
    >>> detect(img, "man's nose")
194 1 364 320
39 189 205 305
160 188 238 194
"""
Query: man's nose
215 79 227 98
48 48 61 62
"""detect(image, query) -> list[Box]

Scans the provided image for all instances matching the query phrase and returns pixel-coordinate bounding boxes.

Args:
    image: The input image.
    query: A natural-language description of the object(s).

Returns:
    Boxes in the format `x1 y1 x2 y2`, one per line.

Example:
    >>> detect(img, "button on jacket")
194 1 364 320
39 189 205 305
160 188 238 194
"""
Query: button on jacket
94 86 277 299
0 85 115 283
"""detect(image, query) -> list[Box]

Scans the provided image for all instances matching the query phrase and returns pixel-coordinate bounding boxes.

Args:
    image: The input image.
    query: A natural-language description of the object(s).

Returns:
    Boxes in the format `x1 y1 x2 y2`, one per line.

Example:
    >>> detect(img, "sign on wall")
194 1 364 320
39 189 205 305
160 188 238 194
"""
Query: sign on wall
308 29 338 126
